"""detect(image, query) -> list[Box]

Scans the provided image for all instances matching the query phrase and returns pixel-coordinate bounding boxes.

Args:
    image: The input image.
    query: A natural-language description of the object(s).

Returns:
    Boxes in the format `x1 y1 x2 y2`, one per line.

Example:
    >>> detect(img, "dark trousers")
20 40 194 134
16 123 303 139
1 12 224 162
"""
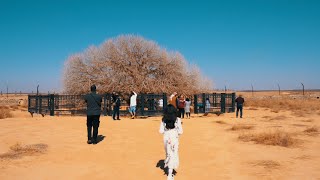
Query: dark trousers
236 105 243 118
178 108 185 118
186 112 190 118
87 115 100 140
113 106 120 120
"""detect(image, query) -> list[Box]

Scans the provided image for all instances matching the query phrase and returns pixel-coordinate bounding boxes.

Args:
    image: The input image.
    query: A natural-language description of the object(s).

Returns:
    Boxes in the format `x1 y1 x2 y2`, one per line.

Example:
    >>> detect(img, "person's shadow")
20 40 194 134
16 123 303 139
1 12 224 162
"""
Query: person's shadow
156 160 177 176
96 135 106 144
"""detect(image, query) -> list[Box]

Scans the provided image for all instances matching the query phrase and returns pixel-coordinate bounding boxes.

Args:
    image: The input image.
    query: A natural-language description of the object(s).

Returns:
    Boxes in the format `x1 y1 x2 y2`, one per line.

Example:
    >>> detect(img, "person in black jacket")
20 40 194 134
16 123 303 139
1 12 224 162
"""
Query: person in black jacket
84 85 102 144
112 92 121 120
235 95 245 118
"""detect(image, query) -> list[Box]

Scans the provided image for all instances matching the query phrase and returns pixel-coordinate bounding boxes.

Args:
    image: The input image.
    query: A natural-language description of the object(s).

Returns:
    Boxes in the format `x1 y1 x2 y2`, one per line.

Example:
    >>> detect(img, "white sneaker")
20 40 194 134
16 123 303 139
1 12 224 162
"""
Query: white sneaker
167 174 174 180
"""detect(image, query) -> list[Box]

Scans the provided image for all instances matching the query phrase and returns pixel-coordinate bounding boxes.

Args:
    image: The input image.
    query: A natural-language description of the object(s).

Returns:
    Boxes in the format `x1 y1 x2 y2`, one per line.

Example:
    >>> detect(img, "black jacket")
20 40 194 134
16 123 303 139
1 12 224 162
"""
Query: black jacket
84 92 102 115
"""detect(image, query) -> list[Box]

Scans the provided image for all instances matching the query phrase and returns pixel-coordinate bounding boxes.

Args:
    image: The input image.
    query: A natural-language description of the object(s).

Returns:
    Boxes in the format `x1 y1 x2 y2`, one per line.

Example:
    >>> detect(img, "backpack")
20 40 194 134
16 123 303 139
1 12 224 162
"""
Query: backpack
178 100 185 108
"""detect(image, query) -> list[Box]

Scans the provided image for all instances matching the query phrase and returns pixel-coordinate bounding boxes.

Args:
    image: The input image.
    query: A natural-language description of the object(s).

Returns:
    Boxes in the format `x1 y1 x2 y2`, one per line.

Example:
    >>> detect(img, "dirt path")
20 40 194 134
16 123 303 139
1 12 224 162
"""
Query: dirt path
0 110 319 180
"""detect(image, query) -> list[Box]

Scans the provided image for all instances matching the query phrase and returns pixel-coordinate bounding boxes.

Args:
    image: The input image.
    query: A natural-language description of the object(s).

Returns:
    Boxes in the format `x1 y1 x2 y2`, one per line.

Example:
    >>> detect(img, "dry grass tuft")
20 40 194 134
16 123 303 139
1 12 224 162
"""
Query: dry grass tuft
262 116 271 119
293 155 311 160
215 120 227 124
0 143 48 160
270 115 287 121
303 126 318 136
251 160 281 170
230 125 254 131
10 105 19 111
0 107 13 119
301 119 313 123
292 124 308 127
246 98 320 115
239 130 298 147
271 109 280 113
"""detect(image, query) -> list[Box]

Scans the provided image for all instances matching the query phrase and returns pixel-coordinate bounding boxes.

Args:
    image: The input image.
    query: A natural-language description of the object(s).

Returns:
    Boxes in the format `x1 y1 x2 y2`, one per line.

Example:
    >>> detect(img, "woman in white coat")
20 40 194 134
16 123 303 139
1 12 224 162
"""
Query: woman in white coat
159 104 183 180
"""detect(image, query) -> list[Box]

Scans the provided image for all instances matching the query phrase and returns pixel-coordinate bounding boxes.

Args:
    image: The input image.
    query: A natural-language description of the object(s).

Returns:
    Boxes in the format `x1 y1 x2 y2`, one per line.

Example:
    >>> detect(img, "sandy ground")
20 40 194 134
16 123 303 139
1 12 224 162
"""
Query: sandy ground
0 107 320 180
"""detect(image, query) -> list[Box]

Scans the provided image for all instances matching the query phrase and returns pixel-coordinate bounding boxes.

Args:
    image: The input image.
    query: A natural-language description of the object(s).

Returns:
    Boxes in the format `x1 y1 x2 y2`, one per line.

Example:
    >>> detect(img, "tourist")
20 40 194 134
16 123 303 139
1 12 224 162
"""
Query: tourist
185 98 191 119
177 95 186 118
112 92 121 120
84 85 102 144
205 98 210 113
159 104 183 180
235 95 245 118
129 91 137 119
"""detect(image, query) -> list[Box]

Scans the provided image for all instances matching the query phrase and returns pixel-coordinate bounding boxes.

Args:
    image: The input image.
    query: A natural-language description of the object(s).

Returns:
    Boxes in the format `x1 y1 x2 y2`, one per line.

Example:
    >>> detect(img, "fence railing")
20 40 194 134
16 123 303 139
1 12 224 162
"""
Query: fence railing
28 93 235 116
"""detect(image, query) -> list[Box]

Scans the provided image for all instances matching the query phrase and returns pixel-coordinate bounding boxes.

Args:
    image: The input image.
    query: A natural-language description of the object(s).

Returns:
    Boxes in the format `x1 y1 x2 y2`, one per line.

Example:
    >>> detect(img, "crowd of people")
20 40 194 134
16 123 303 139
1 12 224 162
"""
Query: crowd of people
84 86 243 180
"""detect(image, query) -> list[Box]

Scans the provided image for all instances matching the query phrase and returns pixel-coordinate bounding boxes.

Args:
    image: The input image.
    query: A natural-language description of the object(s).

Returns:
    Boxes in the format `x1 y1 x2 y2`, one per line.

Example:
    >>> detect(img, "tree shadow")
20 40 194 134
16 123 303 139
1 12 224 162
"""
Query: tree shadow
96 135 105 144
156 160 177 176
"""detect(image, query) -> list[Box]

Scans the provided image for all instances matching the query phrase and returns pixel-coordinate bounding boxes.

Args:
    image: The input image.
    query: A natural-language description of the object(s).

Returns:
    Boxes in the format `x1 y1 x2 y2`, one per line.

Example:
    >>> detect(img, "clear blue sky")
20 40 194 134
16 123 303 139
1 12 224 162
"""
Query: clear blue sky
1 0 319 93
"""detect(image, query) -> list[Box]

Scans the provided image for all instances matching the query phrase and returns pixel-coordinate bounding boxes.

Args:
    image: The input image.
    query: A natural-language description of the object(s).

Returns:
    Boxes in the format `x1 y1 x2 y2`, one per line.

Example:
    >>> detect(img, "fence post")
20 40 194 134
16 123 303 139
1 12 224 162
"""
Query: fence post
140 93 145 116
28 95 31 112
231 93 236 112
194 94 198 114
202 93 206 113
213 93 217 107
103 94 107 116
107 94 112 116
49 94 55 116
39 95 42 114
35 95 39 113
221 93 226 113
163 93 167 111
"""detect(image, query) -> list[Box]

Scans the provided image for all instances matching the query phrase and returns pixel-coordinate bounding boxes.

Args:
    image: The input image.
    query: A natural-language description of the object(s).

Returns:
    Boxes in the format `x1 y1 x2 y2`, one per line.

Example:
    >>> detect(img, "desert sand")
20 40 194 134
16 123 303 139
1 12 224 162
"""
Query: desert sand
1 91 320 180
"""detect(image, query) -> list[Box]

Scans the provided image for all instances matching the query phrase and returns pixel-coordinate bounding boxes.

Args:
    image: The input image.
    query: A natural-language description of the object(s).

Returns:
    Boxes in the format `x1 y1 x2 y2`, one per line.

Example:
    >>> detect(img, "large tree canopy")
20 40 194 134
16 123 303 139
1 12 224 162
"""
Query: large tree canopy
63 35 213 95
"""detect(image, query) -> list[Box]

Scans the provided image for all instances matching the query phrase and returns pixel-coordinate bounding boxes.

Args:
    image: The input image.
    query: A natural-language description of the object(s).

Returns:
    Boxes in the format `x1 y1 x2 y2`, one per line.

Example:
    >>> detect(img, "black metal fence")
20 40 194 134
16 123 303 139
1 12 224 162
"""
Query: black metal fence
193 93 236 113
28 93 235 116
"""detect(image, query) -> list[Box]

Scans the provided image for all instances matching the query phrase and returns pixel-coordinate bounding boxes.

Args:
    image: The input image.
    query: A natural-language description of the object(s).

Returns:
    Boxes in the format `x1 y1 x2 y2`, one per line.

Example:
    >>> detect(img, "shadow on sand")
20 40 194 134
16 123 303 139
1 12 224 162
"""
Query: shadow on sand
95 135 106 144
156 160 177 176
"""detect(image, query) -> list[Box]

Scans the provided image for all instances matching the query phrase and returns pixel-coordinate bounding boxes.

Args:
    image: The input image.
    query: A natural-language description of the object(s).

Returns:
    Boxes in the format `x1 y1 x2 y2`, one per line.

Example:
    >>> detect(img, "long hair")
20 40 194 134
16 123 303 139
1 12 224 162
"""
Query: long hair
162 104 177 129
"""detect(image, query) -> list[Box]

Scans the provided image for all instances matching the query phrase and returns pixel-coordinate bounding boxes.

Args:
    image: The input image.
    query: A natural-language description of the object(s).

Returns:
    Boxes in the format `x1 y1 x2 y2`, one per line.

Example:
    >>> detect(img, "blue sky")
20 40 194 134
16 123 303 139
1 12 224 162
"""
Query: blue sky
0 0 319 93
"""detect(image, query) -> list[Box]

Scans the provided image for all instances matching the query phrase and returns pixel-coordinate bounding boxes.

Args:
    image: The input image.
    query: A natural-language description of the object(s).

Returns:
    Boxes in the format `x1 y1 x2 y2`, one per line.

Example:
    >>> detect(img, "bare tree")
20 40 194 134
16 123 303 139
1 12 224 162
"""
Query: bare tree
63 35 213 95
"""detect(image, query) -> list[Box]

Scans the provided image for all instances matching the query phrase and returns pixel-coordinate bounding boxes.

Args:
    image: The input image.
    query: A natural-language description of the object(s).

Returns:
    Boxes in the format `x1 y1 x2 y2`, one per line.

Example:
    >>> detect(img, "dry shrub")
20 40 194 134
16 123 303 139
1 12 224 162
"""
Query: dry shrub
215 120 227 124
239 130 298 147
0 107 13 119
303 126 318 135
0 143 48 160
251 160 281 169
230 125 254 131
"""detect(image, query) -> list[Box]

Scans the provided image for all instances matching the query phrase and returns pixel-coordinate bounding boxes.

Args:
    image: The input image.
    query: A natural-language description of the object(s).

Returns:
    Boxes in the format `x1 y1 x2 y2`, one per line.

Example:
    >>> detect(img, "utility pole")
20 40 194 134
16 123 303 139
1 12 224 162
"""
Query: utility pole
277 83 280 95
6 81 8 98
224 85 227 93
251 84 254 96
37 85 39 96
301 83 304 95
